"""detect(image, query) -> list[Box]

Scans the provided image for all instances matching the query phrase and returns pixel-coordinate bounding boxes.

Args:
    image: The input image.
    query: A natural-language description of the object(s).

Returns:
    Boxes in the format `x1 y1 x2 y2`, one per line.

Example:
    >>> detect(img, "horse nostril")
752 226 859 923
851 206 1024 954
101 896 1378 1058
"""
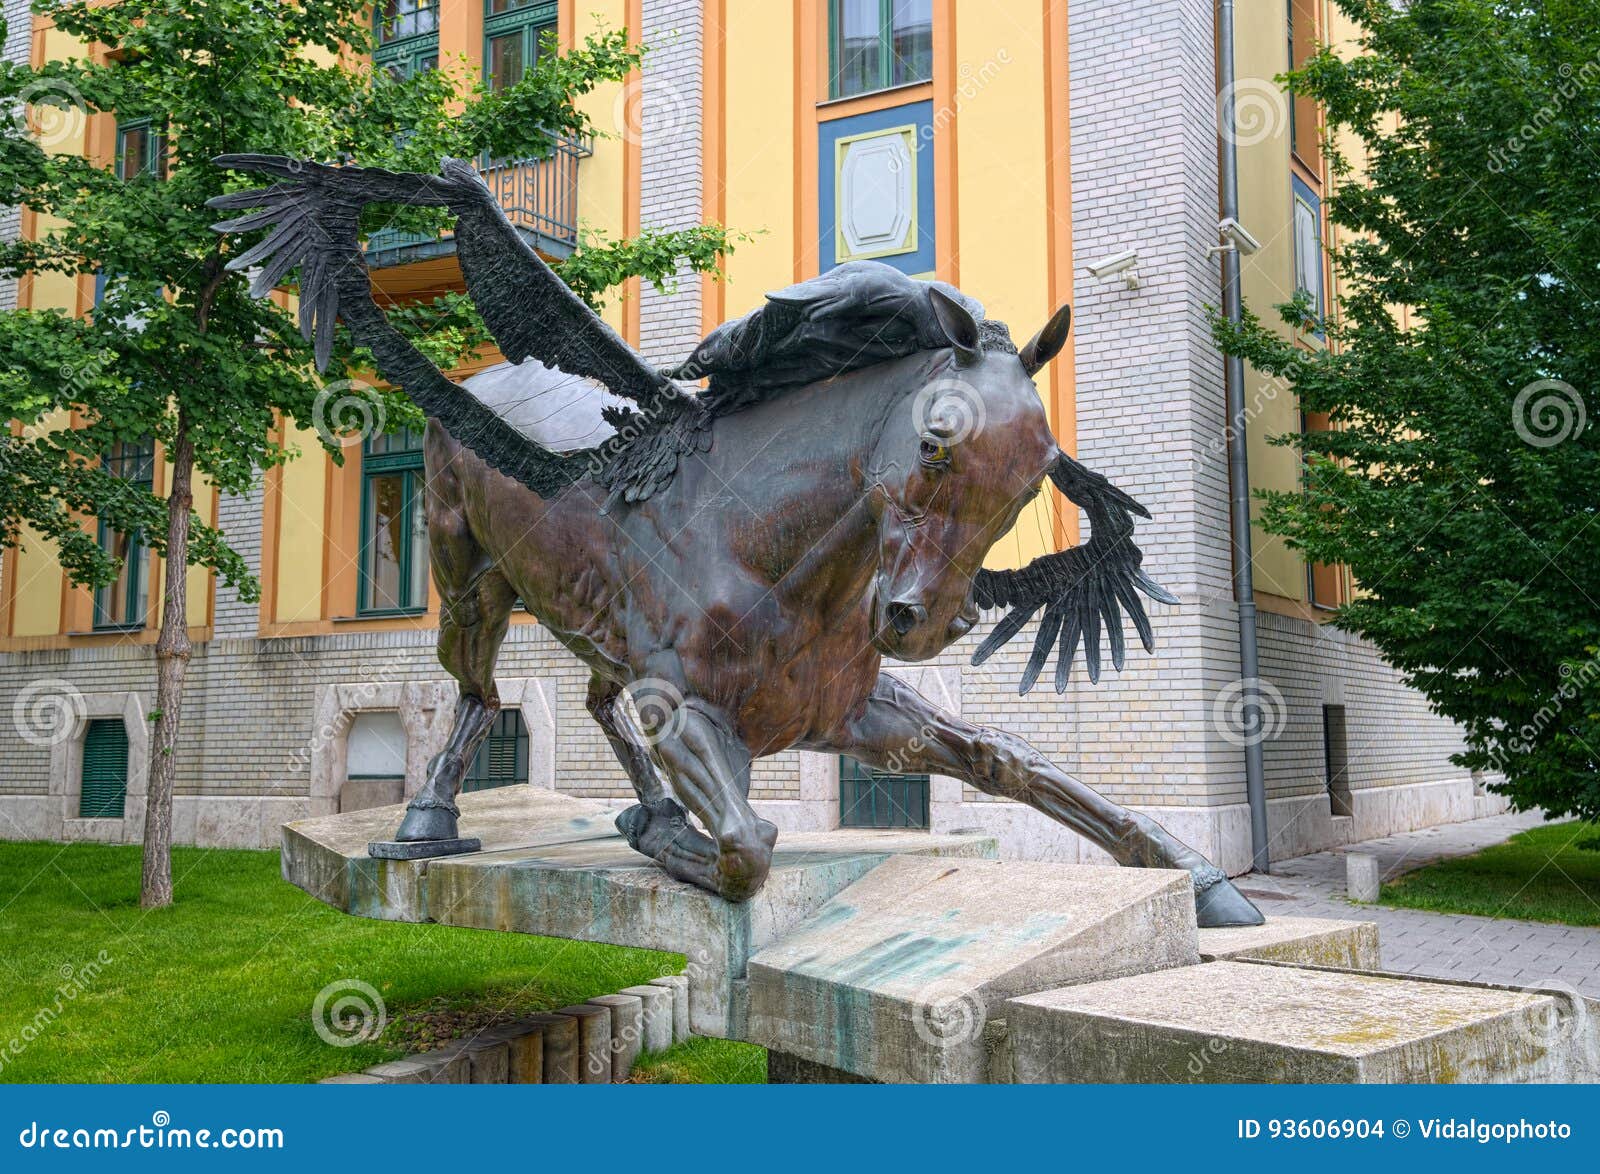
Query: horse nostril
886 601 927 636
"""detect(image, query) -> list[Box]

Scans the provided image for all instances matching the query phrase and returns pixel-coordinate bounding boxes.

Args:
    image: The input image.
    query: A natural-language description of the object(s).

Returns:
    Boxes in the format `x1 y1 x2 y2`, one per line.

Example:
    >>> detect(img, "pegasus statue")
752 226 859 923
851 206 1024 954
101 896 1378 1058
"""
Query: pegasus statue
210 154 1263 927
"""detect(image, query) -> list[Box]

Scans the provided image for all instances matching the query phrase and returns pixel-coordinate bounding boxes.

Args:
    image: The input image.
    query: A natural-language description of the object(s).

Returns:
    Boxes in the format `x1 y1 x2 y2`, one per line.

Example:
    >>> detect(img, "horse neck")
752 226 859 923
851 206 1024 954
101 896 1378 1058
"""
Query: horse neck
726 355 931 602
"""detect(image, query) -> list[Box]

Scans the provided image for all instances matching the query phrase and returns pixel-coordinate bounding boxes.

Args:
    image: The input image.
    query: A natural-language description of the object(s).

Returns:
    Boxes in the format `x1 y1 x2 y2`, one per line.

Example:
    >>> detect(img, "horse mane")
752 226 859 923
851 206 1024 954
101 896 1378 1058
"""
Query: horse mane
661 260 1016 417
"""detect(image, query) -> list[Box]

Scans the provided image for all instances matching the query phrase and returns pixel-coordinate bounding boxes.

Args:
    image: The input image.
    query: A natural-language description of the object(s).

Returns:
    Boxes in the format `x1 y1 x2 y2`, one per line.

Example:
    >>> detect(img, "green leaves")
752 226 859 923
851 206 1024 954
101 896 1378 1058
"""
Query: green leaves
1 3 736 617
1214 0 1600 822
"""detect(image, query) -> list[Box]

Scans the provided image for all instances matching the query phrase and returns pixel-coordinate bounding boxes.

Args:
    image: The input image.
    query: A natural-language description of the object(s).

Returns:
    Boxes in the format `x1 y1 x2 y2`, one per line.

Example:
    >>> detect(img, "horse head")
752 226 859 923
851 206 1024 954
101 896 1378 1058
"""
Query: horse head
866 291 1074 661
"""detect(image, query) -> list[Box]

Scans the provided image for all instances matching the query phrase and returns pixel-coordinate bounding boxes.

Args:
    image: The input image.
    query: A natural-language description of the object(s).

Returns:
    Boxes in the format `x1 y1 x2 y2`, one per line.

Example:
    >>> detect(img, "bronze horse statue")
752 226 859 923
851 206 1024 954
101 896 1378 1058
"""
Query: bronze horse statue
211 154 1263 927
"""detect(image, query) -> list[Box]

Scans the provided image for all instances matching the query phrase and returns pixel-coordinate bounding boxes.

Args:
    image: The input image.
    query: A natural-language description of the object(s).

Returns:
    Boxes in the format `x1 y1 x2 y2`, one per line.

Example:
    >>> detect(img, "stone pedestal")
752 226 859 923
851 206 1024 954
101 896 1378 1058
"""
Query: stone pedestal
745 856 1200 1083
1007 961 1568 1083
282 786 997 1037
1198 916 1380 969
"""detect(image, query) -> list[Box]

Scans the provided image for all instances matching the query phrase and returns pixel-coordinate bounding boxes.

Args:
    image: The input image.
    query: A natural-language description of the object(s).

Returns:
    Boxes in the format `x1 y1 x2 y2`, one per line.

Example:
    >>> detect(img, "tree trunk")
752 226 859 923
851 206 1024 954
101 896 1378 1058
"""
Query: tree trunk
140 416 194 909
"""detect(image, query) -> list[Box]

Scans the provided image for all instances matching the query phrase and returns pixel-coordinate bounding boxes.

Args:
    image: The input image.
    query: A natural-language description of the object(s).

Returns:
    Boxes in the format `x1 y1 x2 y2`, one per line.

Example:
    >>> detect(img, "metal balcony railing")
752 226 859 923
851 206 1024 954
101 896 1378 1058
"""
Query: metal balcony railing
365 131 593 266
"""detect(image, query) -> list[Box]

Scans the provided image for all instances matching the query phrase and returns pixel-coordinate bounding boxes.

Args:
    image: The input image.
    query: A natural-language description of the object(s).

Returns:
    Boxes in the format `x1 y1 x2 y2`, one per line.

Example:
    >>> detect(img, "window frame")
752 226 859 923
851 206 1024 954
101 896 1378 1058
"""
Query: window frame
357 428 430 617
93 437 156 631
1290 174 1326 331
828 0 934 101
374 0 441 77
114 117 167 181
484 0 560 93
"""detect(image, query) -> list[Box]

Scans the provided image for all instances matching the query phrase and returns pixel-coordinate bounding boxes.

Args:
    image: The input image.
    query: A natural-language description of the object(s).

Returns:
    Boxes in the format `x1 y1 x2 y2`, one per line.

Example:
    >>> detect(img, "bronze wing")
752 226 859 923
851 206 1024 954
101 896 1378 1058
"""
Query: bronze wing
208 154 701 500
971 453 1178 694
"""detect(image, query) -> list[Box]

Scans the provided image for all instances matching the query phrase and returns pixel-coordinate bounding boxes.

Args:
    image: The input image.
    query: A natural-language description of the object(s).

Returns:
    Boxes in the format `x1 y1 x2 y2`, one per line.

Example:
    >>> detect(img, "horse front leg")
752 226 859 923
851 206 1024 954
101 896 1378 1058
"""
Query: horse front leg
812 673 1264 928
615 698 777 902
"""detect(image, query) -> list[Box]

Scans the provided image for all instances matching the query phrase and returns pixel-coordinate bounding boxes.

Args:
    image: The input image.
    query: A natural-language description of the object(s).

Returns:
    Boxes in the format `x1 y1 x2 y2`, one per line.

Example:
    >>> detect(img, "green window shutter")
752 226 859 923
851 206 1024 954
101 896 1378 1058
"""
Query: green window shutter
80 719 129 819
839 755 929 829
464 710 528 792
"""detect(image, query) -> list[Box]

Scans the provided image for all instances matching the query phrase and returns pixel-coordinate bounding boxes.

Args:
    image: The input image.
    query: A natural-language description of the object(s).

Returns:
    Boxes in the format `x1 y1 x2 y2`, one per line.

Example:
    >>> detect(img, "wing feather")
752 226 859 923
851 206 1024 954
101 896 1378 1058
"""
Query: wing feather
971 452 1176 694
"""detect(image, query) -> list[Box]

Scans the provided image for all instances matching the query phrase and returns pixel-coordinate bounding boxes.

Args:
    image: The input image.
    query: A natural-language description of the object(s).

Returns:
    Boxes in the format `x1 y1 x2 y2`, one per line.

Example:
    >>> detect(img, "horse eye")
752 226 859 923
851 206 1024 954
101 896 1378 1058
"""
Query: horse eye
920 439 950 466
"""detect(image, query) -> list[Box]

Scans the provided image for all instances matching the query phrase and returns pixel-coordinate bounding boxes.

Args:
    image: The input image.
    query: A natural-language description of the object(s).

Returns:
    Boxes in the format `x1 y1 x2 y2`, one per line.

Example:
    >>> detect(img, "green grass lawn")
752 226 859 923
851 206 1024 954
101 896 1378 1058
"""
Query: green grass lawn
0 841 764 1083
1379 820 1600 926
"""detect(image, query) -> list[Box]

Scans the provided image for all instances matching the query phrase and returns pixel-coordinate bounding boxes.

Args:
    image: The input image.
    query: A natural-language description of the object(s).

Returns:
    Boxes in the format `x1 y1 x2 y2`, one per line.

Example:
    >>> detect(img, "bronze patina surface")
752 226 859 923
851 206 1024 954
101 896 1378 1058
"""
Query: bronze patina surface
211 155 1262 927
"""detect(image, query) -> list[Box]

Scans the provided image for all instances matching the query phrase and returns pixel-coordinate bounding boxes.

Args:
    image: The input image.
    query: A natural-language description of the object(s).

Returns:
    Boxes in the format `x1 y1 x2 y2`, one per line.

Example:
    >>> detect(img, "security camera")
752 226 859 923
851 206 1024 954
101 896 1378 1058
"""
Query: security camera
1085 249 1140 279
1215 217 1262 256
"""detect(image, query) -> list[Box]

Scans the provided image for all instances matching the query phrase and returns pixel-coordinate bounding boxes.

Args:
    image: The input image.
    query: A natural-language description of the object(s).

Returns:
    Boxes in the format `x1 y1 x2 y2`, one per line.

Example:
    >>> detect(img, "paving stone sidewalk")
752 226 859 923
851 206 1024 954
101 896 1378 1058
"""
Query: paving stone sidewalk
1237 810 1600 997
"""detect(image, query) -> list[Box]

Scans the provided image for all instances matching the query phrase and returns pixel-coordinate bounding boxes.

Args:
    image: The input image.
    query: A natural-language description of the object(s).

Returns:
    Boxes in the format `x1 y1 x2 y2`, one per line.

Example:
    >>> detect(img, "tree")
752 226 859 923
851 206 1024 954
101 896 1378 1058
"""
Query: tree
1214 0 1600 825
0 1 736 906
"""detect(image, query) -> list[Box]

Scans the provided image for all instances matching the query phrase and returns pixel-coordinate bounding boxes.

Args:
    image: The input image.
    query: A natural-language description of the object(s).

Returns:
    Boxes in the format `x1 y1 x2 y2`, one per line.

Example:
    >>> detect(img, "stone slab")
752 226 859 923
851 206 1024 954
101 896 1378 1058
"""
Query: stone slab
1198 916 1379 970
282 785 997 1037
367 837 480 860
1006 961 1568 1083
746 856 1200 1083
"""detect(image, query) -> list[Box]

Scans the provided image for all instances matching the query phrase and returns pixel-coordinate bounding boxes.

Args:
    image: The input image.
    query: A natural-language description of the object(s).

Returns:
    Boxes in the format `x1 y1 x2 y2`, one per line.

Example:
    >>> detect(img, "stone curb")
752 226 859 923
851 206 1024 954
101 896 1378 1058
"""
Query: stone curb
317 973 693 1085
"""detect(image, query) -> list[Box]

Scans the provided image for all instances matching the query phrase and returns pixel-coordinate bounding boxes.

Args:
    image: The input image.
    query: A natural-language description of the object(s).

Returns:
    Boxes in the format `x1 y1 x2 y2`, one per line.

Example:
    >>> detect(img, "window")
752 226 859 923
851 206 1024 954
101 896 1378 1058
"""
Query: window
1323 703 1351 817
375 0 439 77
94 437 155 630
115 118 166 181
80 719 129 819
839 755 929 828
358 428 430 615
830 0 933 99
464 710 529 791
1291 176 1324 323
1287 0 1322 172
485 0 558 92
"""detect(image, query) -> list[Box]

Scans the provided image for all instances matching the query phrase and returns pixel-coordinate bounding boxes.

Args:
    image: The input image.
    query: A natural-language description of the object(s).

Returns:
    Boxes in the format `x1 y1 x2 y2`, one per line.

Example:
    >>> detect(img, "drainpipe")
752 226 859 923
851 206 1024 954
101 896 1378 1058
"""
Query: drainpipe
1218 0 1270 874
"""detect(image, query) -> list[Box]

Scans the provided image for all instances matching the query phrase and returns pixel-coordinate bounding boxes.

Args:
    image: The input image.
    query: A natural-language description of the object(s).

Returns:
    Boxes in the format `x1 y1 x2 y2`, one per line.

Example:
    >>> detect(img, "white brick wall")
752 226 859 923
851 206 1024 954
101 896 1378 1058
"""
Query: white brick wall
636 0 705 367
0 0 31 312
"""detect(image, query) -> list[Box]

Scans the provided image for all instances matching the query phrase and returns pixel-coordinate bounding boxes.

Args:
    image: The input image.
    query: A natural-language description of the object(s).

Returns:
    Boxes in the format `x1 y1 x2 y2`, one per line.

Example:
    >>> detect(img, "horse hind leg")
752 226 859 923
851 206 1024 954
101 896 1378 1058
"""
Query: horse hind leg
394 477 517 842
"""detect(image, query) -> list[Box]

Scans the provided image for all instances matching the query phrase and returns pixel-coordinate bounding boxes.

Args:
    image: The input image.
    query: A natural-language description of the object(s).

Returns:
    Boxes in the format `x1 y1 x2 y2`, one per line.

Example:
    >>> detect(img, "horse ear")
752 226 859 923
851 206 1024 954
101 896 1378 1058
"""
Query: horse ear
928 286 982 364
1019 303 1072 376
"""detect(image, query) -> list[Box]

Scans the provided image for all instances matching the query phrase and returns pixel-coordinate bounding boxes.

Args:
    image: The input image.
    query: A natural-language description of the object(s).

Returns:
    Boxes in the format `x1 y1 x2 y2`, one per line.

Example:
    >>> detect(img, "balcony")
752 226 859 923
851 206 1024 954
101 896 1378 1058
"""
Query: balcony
365 132 593 270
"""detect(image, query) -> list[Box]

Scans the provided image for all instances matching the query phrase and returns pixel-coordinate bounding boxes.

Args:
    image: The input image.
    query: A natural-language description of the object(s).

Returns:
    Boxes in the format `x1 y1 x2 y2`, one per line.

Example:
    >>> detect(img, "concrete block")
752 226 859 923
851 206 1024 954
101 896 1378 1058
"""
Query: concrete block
318 1073 382 1084
556 1004 613 1084
455 1038 509 1084
479 1020 544 1084
368 1049 469 1084
1007 961 1569 1083
282 785 996 1038
1346 852 1380 902
650 975 691 1042
1198 916 1380 970
529 1013 579 1083
747 856 1199 1083
621 984 674 1054
588 993 643 1080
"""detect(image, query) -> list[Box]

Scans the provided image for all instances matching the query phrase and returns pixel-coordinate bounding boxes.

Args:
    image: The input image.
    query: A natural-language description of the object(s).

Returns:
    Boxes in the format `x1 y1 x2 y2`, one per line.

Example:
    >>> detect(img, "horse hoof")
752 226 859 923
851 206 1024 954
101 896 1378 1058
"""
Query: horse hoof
1194 871 1265 928
395 803 459 843
615 797 690 855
